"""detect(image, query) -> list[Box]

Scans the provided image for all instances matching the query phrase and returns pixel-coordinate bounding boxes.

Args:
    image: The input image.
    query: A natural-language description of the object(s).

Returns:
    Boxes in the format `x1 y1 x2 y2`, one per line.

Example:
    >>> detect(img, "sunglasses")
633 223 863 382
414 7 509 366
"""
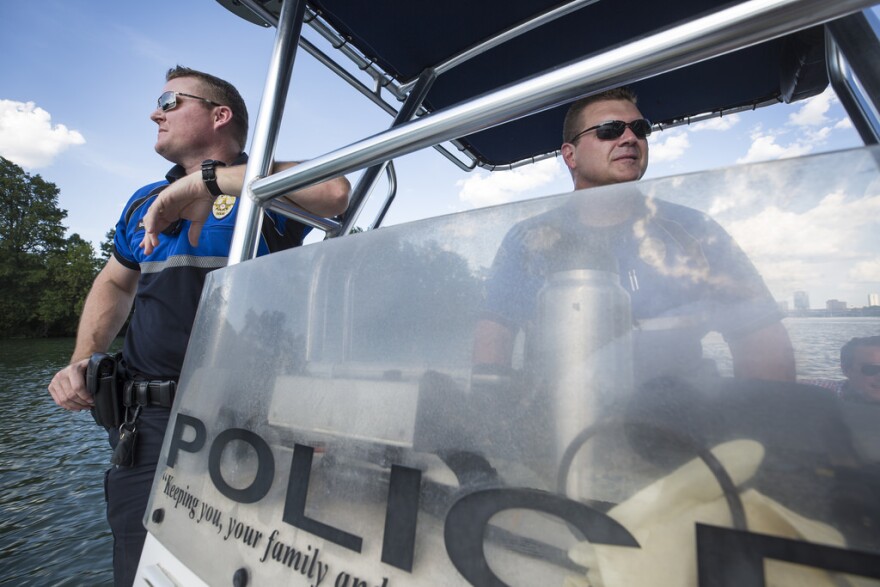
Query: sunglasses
157 90 221 112
860 363 880 376
570 118 653 142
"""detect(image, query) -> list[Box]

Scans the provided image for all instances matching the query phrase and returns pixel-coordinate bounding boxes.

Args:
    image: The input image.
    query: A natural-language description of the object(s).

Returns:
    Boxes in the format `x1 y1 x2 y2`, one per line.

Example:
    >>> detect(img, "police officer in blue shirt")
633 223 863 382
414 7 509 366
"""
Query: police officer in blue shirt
48 66 349 586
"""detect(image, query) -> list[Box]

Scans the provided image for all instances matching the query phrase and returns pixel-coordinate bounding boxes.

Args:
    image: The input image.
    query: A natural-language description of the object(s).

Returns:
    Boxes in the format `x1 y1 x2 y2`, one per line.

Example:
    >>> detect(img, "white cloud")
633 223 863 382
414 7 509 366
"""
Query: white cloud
788 89 834 127
456 157 565 208
850 258 880 282
806 126 832 142
0 100 85 168
835 117 853 130
725 191 880 298
650 130 690 162
689 113 741 132
726 191 880 261
752 258 824 286
737 129 813 164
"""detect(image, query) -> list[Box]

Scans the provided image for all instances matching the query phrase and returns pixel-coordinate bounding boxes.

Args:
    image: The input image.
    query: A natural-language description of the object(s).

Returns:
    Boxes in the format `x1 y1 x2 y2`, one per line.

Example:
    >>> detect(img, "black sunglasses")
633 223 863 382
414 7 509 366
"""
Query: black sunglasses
157 90 221 112
860 363 880 376
570 118 653 142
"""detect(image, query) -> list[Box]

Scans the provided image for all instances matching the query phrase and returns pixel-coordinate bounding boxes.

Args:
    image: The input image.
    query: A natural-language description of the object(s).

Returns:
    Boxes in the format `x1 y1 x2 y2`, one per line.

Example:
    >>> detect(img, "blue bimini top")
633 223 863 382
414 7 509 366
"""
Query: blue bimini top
113 155 308 380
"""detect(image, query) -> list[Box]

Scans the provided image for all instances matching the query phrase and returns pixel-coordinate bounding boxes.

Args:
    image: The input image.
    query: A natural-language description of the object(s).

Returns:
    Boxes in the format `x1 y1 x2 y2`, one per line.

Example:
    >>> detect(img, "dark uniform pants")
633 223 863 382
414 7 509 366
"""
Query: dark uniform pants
105 407 170 587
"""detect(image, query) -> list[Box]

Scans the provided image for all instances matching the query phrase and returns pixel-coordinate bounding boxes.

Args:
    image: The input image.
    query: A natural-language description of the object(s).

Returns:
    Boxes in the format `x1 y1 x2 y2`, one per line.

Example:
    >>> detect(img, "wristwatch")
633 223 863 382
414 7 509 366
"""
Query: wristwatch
201 159 227 197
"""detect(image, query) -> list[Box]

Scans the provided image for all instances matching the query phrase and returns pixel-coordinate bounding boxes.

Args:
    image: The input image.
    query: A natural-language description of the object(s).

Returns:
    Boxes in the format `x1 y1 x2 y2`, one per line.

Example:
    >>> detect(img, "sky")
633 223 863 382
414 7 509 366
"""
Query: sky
1 0 878 309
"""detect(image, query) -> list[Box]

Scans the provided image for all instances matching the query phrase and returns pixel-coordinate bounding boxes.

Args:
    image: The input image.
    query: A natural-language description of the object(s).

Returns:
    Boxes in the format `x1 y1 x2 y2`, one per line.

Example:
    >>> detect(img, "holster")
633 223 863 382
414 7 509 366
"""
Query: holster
87 353 123 429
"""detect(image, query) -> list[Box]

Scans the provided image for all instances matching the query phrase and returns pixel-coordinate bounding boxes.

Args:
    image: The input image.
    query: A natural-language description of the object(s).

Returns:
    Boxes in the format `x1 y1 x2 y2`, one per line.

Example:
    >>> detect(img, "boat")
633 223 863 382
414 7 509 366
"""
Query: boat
134 0 880 584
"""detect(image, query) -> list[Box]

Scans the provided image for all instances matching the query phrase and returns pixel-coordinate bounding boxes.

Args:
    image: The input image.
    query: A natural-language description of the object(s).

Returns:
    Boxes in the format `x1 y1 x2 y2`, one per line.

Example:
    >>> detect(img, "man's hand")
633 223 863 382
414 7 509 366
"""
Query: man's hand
141 172 214 255
48 358 93 411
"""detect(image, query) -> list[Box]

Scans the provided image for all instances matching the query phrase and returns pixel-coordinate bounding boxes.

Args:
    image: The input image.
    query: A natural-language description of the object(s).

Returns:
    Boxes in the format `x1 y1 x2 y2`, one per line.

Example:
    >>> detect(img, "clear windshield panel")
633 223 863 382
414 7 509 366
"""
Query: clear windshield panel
146 146 880 586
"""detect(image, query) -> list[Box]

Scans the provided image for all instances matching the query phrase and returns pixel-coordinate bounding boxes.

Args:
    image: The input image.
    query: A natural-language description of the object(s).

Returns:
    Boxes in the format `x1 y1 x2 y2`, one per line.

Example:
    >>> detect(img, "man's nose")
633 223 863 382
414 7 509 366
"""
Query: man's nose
150 108 164 123
618 127 640 144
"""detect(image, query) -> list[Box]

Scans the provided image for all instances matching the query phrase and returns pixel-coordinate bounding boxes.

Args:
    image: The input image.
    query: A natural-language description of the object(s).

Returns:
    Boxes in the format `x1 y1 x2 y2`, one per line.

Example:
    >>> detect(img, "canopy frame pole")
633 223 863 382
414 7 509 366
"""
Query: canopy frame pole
337 68 438 237
825 10 880 145
229 0 309 265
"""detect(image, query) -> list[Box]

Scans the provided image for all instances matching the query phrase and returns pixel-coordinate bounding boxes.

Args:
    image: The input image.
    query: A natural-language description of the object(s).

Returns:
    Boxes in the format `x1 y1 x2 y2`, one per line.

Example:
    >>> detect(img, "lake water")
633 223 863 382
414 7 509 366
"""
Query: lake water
0 338 113 586
1 317 877 585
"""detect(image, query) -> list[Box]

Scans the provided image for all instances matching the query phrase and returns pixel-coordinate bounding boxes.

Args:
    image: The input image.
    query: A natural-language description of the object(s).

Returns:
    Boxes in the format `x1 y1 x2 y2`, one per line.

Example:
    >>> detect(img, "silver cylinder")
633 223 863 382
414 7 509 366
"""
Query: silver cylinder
532 267 633 499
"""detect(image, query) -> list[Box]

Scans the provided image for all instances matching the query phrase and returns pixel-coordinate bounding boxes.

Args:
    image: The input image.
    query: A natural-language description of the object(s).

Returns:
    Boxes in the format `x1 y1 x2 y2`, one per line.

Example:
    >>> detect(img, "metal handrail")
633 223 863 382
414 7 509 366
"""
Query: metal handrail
339 69 438 236
244 0 875 199
370 161 398 230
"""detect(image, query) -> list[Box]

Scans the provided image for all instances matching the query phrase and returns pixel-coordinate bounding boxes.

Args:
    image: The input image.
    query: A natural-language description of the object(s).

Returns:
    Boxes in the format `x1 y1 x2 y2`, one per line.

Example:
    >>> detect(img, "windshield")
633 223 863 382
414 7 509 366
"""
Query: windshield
144 146 880 586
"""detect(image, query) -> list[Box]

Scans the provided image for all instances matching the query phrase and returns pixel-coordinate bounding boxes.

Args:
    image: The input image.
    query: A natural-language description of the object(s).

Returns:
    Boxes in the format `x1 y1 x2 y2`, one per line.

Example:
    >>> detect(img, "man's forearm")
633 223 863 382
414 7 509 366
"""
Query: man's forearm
473 319 516 367
729 322 797 382
216 162 350 218
70 265 137 363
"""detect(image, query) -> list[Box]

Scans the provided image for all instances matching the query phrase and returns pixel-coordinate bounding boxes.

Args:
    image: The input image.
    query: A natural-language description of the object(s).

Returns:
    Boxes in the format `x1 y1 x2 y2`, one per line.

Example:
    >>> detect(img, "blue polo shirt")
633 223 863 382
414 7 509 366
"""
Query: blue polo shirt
113 155 307 380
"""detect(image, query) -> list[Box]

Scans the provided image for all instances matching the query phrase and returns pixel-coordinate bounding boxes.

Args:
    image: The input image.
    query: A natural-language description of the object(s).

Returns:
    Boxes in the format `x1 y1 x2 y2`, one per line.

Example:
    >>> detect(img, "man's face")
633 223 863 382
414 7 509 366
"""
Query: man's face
150 76 218 163
844 345 880 401
562 99 649 190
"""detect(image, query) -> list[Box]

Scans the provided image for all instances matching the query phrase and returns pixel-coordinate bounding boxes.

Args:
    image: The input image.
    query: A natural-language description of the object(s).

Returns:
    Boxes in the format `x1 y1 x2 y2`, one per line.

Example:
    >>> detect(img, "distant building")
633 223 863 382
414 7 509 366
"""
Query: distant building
870 293 880 307
826 299 847 314
793 291 810 311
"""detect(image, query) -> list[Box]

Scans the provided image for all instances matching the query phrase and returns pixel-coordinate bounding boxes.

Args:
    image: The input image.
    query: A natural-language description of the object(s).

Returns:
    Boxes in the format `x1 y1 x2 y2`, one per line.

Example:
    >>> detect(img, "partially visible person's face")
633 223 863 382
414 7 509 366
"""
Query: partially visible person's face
843 345 880 400
150 76 219 164
562 99 649 190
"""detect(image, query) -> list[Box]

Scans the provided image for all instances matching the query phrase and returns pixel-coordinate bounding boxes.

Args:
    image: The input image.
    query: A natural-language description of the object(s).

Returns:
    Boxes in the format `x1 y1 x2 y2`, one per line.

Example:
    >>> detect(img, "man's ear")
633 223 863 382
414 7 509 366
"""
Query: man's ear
213 105 233 129
560 142 577 170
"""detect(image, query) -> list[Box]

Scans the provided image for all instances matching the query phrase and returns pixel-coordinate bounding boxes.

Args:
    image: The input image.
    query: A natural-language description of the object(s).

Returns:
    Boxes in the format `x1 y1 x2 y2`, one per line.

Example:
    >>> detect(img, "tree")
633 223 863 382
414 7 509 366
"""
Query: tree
100 228 115 260
0 157 101 337
0 157 66 255
38 234 102 336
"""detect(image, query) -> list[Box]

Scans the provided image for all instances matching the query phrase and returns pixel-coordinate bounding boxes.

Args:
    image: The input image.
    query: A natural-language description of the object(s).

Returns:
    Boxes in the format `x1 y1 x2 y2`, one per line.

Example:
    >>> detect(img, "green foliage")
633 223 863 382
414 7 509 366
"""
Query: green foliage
0 157 102 337
100 228 115 260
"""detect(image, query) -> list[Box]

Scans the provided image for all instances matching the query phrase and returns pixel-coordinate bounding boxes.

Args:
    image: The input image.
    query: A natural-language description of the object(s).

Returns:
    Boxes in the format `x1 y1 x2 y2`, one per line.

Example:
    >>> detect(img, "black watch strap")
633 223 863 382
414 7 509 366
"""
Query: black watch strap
201 159 227 197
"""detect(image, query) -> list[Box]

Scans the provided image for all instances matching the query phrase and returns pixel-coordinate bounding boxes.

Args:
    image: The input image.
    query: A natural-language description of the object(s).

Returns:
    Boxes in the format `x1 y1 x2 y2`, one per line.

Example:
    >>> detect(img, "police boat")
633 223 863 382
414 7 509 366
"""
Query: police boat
135 0 880 585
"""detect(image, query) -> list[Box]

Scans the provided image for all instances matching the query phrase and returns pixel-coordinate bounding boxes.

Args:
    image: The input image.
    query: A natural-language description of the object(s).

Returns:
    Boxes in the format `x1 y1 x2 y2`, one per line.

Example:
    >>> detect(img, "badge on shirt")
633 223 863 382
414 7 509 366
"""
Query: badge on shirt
212 195 236 220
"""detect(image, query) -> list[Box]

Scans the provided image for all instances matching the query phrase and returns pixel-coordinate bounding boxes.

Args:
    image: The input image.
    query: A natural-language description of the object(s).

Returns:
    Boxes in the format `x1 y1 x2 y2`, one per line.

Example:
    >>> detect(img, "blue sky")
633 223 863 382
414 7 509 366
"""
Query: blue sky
1 1 878 308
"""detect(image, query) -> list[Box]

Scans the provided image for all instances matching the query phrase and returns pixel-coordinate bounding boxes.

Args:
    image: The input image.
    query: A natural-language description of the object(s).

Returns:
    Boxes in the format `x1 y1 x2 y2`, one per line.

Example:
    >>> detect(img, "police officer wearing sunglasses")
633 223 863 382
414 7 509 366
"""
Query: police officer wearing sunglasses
48 66 349 586
475 87 796 385
839 336 880 402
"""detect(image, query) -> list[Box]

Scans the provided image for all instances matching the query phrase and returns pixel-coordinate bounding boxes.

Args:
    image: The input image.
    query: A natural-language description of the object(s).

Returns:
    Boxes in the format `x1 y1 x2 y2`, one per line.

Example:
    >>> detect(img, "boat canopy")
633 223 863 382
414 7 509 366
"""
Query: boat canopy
218 0 830 168
214 0 879 261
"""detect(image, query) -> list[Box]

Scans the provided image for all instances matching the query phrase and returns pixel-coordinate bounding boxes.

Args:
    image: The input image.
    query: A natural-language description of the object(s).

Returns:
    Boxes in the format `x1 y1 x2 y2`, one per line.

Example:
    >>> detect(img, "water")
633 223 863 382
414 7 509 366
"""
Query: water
703 317 880 380
0 317 877 585
0 339 113 587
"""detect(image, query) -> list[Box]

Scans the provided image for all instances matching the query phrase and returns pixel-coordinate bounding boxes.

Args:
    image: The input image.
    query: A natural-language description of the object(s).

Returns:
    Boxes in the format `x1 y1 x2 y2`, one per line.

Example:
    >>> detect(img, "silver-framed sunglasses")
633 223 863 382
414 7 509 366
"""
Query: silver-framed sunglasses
157 90 221 112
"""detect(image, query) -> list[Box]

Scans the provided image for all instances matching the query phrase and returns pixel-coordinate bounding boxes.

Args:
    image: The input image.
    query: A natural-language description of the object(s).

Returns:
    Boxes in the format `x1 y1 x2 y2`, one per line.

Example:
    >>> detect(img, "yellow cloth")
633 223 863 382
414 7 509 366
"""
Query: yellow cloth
566 439 856 587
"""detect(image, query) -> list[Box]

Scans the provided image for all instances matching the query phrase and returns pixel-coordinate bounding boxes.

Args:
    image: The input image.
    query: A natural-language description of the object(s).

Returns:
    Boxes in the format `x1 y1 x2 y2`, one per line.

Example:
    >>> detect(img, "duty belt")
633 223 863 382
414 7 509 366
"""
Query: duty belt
123 380 177 409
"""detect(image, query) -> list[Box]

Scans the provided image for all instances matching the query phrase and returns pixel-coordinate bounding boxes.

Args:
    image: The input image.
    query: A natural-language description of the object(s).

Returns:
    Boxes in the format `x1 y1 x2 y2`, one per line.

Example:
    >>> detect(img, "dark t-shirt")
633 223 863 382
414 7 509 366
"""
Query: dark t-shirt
482 197 781 382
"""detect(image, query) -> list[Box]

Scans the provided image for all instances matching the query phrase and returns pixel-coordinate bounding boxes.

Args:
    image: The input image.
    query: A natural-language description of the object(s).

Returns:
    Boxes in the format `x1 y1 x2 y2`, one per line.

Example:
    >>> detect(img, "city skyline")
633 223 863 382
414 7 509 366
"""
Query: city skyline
790 289 880 311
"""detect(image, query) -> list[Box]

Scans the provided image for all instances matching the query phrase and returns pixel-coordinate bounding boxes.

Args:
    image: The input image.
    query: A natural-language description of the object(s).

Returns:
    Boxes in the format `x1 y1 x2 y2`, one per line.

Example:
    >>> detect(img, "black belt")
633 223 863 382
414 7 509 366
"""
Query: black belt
123 380 177 408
